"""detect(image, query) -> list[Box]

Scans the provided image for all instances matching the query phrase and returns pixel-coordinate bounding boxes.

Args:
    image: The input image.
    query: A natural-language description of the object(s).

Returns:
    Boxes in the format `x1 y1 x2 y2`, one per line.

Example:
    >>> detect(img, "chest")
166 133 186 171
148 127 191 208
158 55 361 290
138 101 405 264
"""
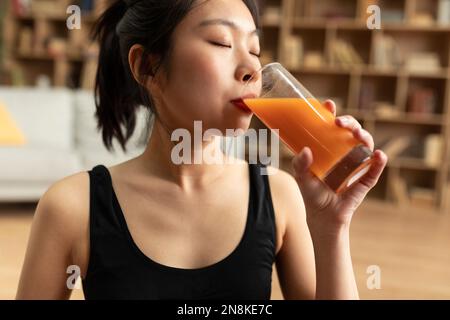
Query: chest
111 177 251 270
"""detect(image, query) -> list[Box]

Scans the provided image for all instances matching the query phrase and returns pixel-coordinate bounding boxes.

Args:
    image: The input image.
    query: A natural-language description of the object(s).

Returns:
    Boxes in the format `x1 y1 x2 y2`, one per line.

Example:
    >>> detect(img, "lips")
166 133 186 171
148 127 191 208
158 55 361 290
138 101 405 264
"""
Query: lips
230 94 257 113
231 98 252 113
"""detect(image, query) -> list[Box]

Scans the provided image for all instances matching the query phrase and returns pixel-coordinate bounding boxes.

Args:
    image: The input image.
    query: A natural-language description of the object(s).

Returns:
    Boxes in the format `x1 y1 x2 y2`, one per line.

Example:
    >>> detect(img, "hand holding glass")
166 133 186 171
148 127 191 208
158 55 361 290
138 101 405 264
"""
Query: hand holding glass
238 63 374 193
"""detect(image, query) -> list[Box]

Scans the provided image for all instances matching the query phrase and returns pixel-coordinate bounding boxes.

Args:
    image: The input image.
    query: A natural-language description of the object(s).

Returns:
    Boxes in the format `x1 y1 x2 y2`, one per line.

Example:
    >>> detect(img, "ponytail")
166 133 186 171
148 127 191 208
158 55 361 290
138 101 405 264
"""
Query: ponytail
92 0 140 152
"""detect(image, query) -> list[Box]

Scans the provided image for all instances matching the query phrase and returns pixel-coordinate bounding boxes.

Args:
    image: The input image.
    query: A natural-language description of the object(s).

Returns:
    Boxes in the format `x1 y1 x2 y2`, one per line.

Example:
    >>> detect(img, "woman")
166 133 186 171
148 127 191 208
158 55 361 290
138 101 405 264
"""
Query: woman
16 0 387 300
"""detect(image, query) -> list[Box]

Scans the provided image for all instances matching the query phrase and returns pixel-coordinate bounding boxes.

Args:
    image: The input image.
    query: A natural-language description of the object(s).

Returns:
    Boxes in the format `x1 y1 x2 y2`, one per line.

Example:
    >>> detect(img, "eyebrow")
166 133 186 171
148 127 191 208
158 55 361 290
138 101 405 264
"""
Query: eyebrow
197 19 260 37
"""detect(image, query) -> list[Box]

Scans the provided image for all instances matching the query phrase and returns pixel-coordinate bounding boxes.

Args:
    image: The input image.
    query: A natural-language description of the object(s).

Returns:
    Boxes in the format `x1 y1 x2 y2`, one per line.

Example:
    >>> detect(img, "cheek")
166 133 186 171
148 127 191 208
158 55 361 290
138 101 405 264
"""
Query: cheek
168 44 227 109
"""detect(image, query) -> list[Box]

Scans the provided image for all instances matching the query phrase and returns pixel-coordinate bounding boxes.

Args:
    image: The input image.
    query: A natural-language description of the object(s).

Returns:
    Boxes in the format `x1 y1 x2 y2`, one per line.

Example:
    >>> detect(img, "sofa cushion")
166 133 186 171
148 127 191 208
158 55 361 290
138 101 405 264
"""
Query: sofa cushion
0 146 82 182
0 87 74 150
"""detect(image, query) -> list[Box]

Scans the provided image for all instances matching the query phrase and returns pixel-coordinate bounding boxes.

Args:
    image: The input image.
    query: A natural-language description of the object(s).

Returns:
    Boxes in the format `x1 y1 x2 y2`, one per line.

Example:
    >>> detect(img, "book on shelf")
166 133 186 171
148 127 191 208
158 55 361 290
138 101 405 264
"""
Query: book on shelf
31 0 73 17
303 51 323 68
262 6 281 25
319 4 355 20
424 134 443 167
438 0 450 25
407 88 437 116
373 102 400 118
329 39 363 67
410 13 435 26
379 136 411 159
283 36 303 70
405 53 441 74
373 34 403 69
11 0 30 16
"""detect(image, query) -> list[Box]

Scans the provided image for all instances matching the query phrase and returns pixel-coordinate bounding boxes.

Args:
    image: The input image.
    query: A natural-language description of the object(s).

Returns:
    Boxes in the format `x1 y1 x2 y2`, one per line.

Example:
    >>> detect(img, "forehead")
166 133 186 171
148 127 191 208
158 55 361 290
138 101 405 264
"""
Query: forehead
182 0 257 33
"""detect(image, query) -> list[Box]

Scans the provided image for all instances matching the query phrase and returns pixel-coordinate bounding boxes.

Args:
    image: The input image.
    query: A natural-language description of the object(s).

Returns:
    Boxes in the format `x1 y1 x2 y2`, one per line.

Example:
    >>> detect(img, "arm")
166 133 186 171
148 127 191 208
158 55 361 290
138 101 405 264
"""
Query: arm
16 173 88 300
269 170 316 300
272 100 387 300
270 170 360 300
310 224 359 299
290 100 387 300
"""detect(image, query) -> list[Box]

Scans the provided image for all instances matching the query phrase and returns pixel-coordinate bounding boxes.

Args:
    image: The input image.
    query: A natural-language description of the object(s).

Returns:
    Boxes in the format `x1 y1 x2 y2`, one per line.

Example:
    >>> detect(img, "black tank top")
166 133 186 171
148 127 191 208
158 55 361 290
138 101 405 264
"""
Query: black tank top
82 163 277 300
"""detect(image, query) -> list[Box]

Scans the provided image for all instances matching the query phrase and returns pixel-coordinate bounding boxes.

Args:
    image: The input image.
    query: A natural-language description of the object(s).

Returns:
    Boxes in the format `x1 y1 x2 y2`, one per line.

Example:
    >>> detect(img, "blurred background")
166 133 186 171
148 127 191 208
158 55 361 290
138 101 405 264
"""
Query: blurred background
1 0 450 300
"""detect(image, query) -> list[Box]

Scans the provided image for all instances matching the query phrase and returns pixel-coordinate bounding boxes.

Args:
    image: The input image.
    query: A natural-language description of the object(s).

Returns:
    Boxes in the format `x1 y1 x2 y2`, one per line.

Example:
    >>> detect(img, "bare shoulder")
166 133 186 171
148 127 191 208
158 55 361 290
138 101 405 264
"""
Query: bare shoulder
266 165 304 209
34 171 90 255
16 171 91 299
38 171 90 219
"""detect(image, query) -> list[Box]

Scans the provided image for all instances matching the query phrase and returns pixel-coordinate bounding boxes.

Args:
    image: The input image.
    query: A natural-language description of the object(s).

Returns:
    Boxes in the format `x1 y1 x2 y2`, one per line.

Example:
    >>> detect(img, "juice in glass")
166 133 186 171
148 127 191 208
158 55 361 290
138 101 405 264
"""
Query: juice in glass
241 63 373 193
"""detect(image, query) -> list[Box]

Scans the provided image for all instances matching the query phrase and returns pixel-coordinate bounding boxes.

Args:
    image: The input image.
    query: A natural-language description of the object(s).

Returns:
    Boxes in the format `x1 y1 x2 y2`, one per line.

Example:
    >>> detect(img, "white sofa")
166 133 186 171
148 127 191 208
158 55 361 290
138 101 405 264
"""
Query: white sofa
0 87 148 202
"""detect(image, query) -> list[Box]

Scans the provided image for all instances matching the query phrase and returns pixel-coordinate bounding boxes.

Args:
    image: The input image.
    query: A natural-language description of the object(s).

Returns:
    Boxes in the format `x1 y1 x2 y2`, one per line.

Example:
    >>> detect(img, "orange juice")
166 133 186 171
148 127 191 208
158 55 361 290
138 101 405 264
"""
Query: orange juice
244 97 369 183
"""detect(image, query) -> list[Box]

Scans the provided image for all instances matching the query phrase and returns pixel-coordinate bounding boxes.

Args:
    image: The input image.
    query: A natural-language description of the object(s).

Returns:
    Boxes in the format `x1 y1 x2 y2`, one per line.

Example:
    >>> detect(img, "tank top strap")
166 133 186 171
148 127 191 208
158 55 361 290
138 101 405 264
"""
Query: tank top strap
88 165 125 236
247 164 277 252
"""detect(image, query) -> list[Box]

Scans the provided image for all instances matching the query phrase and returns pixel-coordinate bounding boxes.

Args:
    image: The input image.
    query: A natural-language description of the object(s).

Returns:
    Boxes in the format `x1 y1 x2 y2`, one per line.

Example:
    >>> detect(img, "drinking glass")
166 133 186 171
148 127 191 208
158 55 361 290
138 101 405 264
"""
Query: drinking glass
236 62 374 193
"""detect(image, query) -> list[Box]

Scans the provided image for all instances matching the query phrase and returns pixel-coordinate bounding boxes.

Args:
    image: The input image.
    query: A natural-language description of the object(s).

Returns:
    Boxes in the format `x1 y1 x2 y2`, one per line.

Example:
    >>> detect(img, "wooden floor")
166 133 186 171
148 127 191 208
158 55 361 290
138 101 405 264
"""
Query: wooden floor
1 200 450 300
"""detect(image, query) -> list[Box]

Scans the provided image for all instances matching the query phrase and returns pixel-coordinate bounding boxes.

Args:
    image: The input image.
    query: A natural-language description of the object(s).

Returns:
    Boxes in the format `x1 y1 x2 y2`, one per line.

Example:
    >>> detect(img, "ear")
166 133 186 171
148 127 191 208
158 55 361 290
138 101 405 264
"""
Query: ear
128 44 161 92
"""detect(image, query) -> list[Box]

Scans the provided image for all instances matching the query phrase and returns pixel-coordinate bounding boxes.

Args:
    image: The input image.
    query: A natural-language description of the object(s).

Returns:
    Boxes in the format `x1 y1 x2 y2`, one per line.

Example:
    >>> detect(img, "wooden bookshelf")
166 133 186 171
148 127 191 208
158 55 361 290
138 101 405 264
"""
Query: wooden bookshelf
2 0 450 212
1 0 109 88
258 0 450 212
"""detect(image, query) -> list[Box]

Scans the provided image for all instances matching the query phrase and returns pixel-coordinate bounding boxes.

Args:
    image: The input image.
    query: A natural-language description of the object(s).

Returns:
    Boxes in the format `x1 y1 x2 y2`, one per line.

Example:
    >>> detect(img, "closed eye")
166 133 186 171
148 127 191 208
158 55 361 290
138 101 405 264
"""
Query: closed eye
208 41 231 48
208 41 260 58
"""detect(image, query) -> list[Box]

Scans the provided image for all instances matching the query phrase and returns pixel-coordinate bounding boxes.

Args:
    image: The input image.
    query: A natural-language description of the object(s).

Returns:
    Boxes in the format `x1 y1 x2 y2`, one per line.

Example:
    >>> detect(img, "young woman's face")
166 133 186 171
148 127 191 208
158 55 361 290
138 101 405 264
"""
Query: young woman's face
153 0 262 135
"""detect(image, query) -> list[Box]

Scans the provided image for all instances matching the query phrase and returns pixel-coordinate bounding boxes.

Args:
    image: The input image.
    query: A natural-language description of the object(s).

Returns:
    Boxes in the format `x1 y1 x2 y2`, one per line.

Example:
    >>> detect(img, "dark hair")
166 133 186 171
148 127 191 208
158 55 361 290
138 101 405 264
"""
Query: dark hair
92 0 260 152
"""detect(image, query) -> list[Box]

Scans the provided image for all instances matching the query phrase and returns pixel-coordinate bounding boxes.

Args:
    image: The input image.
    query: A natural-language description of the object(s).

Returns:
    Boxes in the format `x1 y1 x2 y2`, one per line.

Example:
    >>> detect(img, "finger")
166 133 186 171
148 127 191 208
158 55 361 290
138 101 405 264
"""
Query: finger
292 147 313 177
354 127 375 151
292 148 327 194
323 100 336 116
336 116 362 131
344 150 388 196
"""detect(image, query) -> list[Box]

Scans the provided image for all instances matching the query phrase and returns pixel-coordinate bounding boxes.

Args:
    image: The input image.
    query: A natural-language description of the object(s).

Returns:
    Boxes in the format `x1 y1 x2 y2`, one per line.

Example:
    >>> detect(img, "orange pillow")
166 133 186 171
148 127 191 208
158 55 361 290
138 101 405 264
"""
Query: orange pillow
0 101 26 146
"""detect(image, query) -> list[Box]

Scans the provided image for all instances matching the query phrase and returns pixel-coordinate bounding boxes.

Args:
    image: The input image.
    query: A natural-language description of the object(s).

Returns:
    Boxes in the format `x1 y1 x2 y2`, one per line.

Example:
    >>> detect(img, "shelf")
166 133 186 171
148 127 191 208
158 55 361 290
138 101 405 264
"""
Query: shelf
4 1 101 88
288 65 450 79
293 19 450 32
346 110 446 125
15 13 98 23
388 157 439 170
261 21 281 28
375 114 446 126
15 52 84 62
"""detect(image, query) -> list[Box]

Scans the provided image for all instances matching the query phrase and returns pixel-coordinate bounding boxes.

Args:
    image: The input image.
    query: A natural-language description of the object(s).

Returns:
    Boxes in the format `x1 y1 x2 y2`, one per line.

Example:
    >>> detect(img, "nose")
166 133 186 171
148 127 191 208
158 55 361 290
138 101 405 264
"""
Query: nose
235 64 261 84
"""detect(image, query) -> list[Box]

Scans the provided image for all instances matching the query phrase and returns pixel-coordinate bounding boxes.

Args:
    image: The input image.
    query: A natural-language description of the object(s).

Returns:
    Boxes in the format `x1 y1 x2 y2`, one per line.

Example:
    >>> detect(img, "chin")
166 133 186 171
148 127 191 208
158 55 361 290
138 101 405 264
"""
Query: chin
219 116 253 136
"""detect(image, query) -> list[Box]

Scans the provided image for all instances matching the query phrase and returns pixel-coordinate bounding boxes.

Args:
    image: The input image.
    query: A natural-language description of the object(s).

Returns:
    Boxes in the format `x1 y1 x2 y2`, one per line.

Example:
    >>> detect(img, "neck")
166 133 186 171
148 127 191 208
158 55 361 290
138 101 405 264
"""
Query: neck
137 119 229 191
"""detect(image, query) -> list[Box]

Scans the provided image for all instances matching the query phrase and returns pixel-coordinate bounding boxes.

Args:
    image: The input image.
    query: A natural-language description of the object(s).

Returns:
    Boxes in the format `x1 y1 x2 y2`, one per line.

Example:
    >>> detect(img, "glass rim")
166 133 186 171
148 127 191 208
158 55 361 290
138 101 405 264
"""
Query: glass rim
245 61 283 85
